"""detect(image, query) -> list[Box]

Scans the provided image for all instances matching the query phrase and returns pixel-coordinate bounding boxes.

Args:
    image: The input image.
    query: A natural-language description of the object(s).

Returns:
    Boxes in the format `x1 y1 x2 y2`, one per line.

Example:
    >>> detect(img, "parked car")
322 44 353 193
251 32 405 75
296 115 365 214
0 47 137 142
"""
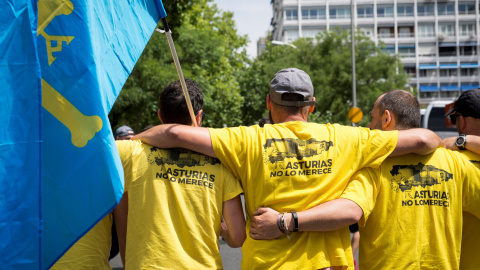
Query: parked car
422 100 457 139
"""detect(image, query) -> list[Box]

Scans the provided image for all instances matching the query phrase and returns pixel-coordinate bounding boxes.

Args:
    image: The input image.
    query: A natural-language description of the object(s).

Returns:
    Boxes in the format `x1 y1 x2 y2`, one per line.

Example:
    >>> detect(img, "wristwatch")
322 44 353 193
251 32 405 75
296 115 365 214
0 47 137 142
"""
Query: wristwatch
455 134 467 150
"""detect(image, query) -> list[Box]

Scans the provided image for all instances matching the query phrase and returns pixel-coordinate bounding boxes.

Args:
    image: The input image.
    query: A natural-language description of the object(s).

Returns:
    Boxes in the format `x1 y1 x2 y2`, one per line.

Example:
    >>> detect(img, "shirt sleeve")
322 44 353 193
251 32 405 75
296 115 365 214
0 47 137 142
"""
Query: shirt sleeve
460 155 480 219
222 168 243 202
116 140 135 192
209 126 257 180
340 167 379 227
357 127 398 169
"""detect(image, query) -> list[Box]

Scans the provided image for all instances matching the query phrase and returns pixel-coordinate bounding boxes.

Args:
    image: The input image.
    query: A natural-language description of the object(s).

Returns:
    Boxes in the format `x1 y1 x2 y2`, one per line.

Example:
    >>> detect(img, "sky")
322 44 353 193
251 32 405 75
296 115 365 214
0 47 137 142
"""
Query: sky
214 0 272 58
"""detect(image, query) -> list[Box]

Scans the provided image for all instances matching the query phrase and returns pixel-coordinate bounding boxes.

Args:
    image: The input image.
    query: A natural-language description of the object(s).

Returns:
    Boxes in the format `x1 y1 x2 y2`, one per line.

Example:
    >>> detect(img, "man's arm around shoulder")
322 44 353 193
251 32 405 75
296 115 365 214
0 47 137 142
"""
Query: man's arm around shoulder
391 128 444 156
132 124 216 158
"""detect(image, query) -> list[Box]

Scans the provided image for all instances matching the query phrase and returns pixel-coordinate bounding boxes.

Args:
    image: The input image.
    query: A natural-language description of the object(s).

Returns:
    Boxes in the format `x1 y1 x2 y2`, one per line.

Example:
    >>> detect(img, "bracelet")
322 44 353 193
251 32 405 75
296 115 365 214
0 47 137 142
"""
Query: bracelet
282 212 291 240
291 211 298 232
277 213 286 233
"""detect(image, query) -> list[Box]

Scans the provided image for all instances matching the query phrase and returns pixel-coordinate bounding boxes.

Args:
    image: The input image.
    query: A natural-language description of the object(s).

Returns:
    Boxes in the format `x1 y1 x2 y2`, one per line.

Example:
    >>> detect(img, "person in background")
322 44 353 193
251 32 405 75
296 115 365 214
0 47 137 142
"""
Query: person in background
443 88 480 269
115 125 135 140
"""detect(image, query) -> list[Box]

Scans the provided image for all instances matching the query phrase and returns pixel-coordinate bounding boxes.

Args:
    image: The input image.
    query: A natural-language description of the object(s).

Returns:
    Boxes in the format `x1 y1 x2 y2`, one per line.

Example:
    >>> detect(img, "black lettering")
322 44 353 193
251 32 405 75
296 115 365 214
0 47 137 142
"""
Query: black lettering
298 161 305 169
441 192 448 200
202 173 209 180
173 169 179 177
305 170 311 176
312 160 318 168
321 160 327 167
210 174 215 182
178 178 186 184
298 170 305 176
209 183 214 189
166 168 172 175
203 181 208 187
156 173 162 178
186 179 192 184
277 171 283 176
192 171 199 179
328 159 332 166
185 170 192 177
290 170 296 176
304 161 311 169
170 177 176 182
293 162 299 169
192 179 197 185
286 162 292 169
270 171 277 177
163 173 168 179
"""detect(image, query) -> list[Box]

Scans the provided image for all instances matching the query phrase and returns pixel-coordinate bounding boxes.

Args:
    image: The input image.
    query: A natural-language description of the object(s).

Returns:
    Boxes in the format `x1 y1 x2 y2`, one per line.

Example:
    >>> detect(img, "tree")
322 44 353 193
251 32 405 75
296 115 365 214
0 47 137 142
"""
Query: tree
109 0 249 132
239 29 409 126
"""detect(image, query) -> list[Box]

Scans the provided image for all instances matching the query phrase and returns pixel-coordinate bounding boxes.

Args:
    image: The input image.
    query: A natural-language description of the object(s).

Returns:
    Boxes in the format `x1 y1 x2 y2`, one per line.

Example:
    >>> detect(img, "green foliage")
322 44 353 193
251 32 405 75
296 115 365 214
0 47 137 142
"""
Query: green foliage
109 0 249 131
239 29 408 126
110 5 408 131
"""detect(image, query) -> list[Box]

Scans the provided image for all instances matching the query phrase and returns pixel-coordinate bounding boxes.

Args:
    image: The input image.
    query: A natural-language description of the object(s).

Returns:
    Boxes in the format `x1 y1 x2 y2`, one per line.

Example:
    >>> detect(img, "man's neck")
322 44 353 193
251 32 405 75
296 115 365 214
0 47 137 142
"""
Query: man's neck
276 115 307 123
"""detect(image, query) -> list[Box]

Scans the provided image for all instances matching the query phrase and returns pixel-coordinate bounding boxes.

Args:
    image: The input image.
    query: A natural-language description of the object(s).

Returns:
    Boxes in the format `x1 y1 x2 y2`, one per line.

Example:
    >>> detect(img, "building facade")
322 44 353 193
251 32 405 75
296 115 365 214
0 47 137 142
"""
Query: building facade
270 0 480 104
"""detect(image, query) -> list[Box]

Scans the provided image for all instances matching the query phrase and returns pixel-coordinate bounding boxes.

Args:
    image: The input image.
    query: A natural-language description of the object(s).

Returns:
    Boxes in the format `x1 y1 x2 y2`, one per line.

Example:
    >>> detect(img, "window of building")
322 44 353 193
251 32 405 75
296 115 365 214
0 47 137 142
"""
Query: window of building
302 28 322 39
439 46 457 57
419 69 437 77
399 27 412 38
404 67 416 78
461 68 478 76
285 9 298 20
360 27 374 37
460 23 476 36
459 46 477 56
439 68 458 77
329 7 351 19
380 45 395 55
439 24 456 37
397 4 414 17
357 5 373 18
379 28 392 38
418 24 435 37
418 43 437 57
458 3 475 15
285 30 299 42
377 5 394 17
302 7 326 20
399 46 415 57
417 4 435 16
437 3 455 16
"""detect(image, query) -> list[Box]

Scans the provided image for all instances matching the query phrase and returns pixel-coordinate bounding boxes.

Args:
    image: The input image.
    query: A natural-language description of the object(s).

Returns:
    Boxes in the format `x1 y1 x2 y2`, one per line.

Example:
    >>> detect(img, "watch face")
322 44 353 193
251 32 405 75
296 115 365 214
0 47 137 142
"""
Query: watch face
456 136 466 146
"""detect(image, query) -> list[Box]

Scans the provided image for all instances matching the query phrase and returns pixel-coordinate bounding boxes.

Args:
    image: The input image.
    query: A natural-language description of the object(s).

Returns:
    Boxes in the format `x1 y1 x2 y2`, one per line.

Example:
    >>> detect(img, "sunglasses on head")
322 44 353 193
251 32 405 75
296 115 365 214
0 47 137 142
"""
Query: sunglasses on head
449 113 461 125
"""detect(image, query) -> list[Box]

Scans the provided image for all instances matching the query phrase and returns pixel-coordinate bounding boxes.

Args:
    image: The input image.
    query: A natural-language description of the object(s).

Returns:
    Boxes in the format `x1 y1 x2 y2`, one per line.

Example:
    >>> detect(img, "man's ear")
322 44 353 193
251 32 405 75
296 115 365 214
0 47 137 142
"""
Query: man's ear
196 109 203 127
157 109 164 124
308 97 316 113
458 115 467 133
266 94 273 110
383 110 393 129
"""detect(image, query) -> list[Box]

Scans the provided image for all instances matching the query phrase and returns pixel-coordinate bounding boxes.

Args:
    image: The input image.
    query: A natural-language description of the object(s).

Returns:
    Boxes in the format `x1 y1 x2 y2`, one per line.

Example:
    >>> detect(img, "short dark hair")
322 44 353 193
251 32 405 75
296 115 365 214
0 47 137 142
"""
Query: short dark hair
377 90 420 130
159 79 203 125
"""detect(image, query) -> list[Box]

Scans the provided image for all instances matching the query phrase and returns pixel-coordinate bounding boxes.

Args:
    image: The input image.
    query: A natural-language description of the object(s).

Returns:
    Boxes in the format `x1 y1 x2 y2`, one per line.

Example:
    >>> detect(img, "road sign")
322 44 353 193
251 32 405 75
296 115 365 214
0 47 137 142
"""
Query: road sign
348 107 363 123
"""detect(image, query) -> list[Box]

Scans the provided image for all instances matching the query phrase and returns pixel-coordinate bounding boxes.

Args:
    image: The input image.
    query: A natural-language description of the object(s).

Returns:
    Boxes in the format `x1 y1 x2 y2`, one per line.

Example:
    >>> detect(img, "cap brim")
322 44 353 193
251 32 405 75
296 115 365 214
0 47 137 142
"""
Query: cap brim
444 108 455 117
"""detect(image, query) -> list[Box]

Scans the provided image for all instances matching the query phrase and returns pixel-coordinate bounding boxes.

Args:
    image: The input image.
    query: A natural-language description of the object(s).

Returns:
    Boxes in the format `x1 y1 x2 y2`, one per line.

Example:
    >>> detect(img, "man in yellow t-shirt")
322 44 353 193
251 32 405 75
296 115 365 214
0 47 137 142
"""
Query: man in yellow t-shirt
443 89 480 269
134 69 443 270
50 214 112 270
249 90 480 270
114 79 246 269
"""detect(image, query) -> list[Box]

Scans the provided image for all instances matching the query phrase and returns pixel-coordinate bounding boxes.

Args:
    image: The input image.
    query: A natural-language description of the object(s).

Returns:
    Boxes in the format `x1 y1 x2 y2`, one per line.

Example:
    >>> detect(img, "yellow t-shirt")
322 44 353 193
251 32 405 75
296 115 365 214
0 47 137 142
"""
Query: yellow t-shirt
458 151 480 270
209 122 398 270
117 140 243 270
51 214 112 270
341 148 480 270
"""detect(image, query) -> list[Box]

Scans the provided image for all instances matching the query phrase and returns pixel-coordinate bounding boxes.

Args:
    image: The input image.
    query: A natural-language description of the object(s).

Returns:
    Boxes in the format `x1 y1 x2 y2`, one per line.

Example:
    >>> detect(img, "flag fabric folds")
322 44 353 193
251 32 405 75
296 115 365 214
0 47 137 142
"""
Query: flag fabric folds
1 0 166 268
0 0 42 269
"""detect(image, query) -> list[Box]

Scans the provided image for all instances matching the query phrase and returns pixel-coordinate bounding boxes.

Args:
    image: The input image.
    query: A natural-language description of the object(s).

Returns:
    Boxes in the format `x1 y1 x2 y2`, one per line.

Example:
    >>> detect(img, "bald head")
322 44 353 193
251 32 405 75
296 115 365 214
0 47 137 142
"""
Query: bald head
370 90 420 131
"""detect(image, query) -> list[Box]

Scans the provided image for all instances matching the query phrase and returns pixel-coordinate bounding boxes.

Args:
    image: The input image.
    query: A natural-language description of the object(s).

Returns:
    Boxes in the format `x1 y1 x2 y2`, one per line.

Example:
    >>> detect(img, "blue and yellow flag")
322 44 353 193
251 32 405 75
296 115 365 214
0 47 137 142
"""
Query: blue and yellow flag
1 0 167 268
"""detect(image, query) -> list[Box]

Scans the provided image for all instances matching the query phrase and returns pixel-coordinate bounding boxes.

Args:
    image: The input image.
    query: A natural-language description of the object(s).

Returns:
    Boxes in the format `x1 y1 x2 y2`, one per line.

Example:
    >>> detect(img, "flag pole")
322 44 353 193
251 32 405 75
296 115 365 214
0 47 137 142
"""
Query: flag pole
156 18 198 127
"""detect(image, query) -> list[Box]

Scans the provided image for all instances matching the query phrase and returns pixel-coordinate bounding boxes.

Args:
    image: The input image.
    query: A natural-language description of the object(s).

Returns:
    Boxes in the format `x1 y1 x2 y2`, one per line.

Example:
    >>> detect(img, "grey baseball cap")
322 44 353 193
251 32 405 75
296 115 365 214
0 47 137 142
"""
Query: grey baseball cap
269 68 316 107
115 125 135 137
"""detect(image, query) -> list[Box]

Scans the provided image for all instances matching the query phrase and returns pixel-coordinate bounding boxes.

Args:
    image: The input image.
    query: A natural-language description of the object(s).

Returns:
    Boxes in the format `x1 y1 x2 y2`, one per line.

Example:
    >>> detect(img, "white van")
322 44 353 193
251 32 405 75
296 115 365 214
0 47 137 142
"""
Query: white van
422 100 457 139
